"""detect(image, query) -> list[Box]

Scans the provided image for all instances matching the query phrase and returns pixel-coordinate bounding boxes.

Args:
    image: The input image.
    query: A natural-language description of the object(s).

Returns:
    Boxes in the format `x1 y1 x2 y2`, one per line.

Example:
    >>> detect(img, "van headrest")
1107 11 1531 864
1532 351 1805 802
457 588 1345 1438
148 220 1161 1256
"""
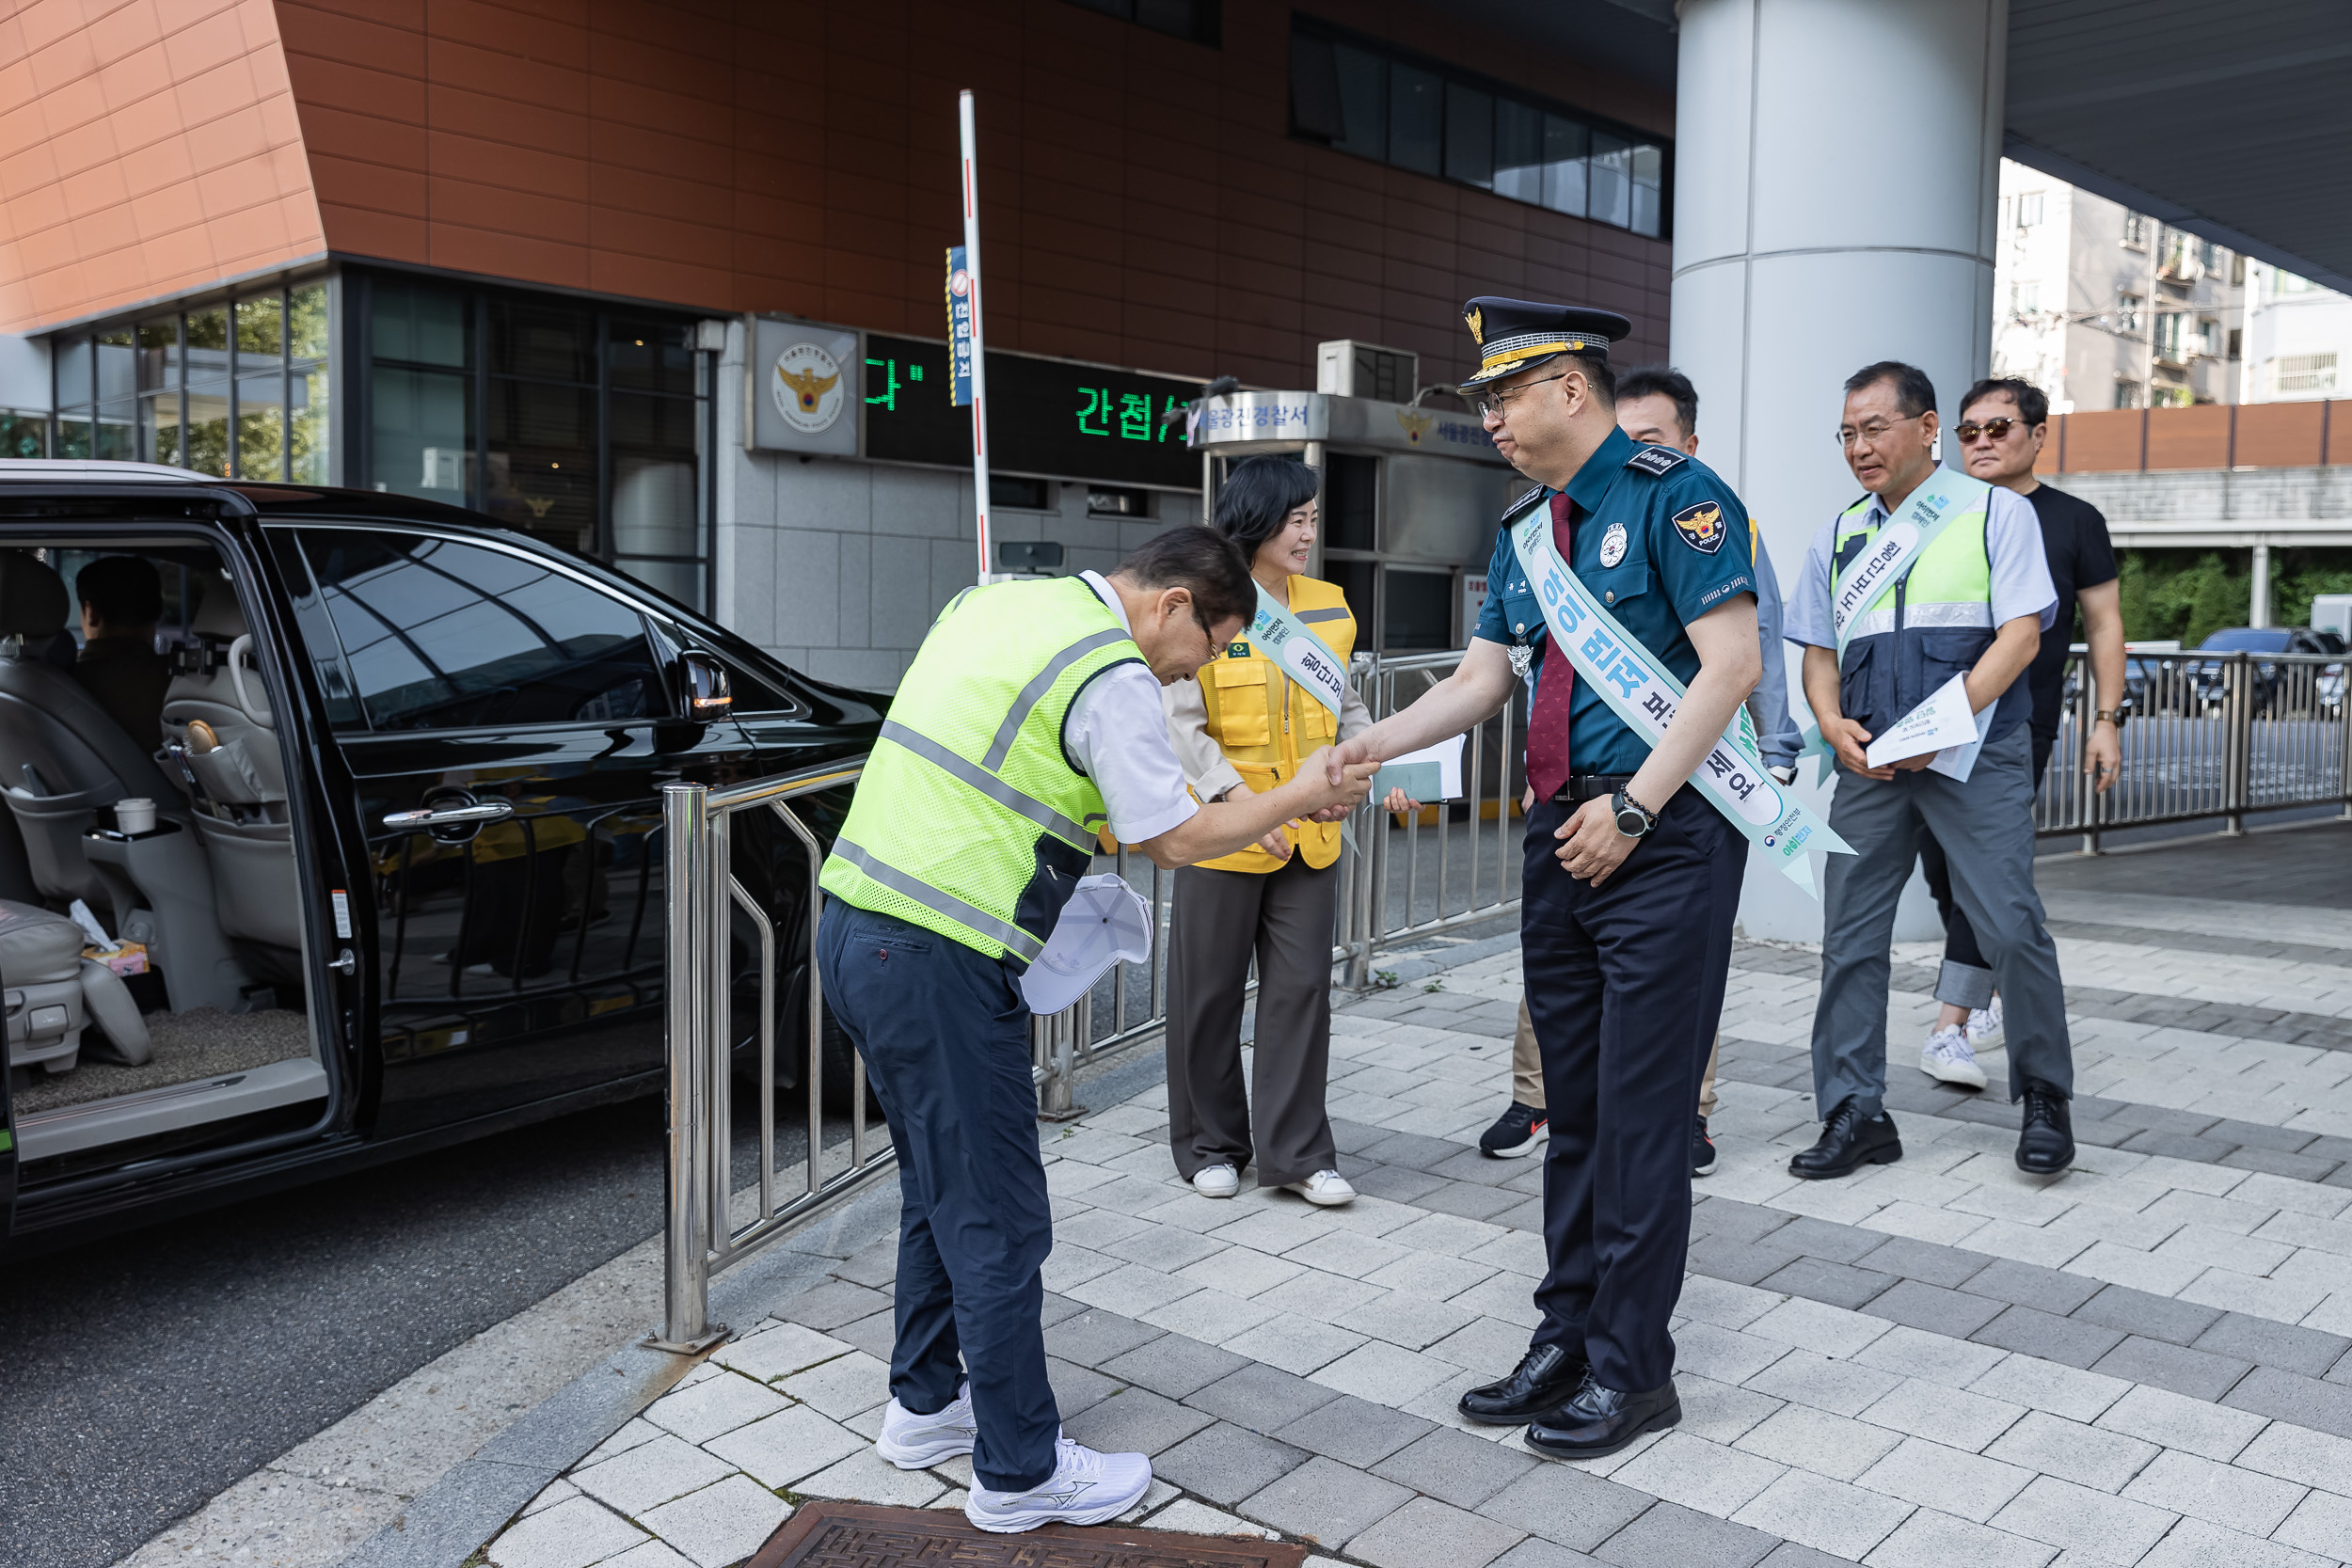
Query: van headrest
190 576 248 640
0 552 67 638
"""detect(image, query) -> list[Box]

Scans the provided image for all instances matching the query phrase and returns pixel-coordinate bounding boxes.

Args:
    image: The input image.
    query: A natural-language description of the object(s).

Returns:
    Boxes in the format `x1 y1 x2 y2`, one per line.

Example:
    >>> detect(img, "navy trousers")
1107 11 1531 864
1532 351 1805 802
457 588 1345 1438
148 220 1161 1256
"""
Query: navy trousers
1521 790 1744 1394
816 900 1058 1492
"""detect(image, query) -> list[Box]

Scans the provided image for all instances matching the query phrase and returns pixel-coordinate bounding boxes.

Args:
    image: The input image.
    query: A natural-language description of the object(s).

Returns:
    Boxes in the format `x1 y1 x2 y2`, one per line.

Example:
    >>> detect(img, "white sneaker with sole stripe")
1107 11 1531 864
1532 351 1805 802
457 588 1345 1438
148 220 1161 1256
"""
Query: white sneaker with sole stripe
873 1381 977 1468
964 1437 1152 1533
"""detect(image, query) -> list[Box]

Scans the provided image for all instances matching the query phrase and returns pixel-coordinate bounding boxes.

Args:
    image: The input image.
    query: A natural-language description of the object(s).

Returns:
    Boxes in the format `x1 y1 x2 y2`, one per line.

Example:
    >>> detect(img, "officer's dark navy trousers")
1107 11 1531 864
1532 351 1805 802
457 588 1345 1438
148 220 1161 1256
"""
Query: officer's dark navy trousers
816 900 1058 1493
1521 790 1744 1394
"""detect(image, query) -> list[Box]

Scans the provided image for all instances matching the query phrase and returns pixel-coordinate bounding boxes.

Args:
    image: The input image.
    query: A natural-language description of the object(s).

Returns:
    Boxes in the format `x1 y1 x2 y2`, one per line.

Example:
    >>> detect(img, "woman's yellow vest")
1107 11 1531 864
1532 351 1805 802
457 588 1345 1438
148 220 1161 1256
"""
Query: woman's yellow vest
1196 575 1358 874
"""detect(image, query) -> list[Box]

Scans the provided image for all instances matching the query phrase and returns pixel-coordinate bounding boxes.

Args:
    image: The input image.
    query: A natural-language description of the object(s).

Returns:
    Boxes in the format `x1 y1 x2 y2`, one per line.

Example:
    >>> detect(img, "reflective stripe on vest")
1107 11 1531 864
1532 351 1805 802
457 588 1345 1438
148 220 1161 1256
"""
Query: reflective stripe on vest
819 577 1137 960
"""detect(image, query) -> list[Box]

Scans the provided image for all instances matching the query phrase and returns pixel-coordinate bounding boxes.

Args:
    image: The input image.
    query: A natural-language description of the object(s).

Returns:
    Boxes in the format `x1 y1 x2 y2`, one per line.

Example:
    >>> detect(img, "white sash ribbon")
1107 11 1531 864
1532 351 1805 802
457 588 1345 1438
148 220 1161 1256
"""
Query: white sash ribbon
1249 584 1347 722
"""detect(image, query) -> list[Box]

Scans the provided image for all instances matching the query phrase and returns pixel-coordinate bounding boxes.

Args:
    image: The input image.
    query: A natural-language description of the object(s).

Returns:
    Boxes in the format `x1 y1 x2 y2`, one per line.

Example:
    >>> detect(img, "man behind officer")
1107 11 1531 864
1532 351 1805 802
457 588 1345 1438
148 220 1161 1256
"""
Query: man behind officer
818 527 1373 1531
1788 361 2074 1180
1475 366 1802 1180
1335 299 1762 1460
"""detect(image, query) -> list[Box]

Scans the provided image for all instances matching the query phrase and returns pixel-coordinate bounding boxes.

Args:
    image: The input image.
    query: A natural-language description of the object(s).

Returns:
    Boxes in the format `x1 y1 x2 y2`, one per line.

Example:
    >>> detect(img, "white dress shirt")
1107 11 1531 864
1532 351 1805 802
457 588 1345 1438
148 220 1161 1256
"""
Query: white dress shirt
1063 571 1200 845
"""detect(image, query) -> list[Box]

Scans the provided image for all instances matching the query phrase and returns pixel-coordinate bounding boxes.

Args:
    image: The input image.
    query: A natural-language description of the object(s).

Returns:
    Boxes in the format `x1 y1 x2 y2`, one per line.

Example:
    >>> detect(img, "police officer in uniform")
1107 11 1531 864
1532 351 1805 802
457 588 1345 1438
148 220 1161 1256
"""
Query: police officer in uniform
1332 298 1762 1459
818 527 1374 1531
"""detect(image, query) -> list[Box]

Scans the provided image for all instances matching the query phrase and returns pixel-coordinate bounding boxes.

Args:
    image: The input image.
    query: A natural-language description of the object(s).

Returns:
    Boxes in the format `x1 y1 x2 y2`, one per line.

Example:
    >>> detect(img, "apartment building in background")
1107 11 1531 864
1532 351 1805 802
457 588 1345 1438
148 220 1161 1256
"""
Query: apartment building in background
2244 261 2350 404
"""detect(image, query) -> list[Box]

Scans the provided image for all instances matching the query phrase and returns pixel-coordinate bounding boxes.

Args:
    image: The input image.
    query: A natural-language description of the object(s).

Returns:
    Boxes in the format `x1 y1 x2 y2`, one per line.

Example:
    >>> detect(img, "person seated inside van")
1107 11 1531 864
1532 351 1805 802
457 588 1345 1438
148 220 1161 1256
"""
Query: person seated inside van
72 555 170 745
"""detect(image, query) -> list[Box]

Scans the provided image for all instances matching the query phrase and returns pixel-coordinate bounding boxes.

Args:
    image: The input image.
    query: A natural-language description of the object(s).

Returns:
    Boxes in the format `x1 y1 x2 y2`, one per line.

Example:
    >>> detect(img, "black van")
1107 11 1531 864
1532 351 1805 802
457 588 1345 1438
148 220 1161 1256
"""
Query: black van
0 461 881 1255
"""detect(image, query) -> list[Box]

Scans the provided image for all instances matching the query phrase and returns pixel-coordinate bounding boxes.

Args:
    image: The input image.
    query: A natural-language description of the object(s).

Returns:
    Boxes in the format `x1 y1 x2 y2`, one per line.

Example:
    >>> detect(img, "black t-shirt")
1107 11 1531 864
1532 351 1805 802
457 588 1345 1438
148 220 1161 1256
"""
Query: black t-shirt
2023 483 2117 733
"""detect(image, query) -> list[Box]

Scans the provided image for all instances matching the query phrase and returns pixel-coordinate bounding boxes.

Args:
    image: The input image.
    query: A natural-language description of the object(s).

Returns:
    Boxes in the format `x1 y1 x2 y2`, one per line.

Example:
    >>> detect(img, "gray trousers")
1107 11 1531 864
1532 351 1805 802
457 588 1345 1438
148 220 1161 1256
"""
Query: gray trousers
1812 724 2073 1117
1165 855 1339 1188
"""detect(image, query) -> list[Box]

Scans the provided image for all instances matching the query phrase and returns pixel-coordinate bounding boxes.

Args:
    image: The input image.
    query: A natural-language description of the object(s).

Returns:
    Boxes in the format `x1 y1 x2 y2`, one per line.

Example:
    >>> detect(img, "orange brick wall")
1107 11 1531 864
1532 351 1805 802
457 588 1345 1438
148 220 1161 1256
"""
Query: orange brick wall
266 0 1672 386
0 0 325 334
2043 402 2352 473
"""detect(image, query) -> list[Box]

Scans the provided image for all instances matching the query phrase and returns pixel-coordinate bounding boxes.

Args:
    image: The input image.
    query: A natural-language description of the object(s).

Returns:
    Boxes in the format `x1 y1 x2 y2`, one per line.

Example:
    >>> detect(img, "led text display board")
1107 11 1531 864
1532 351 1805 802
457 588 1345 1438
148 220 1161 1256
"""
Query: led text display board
862 334 1201 489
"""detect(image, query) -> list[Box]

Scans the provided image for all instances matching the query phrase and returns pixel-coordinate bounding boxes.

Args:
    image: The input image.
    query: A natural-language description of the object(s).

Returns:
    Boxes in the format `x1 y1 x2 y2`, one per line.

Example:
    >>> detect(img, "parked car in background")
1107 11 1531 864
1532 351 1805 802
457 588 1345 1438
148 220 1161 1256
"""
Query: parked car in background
0 461 883 1257
2187 626 2347 715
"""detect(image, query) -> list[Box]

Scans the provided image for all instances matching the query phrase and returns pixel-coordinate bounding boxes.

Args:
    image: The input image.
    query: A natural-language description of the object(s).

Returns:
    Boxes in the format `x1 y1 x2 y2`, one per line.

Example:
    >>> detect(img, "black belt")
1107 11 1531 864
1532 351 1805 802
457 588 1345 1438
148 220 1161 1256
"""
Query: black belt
1553 774 1635 804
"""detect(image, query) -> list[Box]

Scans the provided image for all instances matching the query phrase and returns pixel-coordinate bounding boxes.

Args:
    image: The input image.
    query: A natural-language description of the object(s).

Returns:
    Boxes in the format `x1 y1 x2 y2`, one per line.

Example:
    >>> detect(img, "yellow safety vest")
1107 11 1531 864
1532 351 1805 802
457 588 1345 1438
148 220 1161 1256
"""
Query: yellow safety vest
1196 575 1358 874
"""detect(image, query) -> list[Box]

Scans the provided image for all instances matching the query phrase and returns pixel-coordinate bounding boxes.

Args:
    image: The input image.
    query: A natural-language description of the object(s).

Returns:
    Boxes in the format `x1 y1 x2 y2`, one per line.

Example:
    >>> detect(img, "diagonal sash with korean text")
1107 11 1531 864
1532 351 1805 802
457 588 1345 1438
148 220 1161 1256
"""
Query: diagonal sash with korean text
1797 467 1994 780
1510 508 1851 895
1250 583 1347 723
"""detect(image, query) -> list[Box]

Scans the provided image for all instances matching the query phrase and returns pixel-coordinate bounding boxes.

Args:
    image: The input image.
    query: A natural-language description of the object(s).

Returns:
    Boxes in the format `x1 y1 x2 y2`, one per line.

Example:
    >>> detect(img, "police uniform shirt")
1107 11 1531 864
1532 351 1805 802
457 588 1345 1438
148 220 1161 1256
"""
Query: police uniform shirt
1473 426 1758 777
1783 485 2058 651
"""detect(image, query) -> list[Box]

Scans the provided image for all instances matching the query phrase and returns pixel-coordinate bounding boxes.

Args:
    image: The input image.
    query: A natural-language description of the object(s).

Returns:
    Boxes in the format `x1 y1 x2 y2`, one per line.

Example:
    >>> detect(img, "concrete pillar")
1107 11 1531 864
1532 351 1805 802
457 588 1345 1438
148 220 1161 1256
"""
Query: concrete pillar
2250 543 2271 627
1671 0 2009 941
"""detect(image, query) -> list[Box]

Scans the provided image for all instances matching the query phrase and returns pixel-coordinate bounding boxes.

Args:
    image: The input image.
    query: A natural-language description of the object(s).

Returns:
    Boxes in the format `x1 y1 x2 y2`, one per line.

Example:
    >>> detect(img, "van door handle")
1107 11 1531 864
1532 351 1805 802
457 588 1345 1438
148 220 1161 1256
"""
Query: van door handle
382 801 515 830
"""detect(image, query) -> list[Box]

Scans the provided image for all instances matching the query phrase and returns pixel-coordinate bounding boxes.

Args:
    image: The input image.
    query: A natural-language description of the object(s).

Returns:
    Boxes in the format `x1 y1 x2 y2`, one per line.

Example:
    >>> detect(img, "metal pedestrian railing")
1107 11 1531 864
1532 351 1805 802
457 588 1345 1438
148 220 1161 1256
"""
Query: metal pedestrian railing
655 646 1525 1349
2034 648 2352 850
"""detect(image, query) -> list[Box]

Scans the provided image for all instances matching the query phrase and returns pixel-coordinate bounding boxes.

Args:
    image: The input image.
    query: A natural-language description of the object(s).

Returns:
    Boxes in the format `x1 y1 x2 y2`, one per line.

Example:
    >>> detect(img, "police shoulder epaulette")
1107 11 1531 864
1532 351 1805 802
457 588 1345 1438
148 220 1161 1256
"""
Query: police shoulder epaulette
1625 444 1687 477
1501 485 1548 525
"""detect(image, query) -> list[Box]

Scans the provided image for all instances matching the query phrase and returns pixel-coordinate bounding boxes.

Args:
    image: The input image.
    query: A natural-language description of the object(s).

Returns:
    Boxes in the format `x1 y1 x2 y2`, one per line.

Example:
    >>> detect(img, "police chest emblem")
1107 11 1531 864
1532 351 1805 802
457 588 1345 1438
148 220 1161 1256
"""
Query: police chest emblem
1597 522 1628 568
1673 500 1727 554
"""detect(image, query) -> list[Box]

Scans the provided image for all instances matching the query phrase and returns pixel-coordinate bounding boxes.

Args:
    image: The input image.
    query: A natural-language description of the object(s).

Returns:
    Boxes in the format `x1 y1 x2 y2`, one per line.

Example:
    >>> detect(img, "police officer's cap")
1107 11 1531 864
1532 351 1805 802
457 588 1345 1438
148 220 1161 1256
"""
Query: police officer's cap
1459 297 1633 390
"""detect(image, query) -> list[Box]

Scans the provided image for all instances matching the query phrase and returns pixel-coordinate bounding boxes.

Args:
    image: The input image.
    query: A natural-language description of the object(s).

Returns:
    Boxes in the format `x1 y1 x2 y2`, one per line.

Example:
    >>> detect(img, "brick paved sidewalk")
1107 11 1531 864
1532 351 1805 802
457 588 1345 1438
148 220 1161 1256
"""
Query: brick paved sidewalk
476 881 2352 1568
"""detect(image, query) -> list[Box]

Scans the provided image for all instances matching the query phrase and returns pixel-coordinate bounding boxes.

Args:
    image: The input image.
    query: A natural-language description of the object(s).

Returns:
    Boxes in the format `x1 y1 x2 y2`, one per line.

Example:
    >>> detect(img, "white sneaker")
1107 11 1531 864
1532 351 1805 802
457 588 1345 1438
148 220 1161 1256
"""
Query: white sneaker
1920 1025 1990 1089
1968 996 2006 1051
1284 1169 1356 1207
874 1382 977 1468
964 1437 1152 1533
1190 1163 1240 1198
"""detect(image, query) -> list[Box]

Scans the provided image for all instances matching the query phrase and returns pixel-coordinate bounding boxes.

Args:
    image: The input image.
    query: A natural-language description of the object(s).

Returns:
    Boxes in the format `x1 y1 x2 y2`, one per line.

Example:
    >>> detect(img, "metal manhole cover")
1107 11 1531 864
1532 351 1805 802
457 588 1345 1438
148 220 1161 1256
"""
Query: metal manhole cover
747 1501 1309 1568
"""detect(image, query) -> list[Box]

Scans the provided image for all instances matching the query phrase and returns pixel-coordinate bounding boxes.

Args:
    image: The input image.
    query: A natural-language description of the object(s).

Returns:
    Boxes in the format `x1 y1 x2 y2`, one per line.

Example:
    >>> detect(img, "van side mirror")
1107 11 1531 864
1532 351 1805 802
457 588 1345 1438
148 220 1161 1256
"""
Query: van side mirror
680 652 732 718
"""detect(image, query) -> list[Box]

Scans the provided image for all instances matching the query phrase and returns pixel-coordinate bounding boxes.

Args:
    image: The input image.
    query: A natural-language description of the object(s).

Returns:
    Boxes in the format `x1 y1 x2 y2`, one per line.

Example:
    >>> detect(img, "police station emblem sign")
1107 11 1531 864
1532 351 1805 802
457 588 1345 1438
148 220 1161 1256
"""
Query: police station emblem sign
749 319 859 455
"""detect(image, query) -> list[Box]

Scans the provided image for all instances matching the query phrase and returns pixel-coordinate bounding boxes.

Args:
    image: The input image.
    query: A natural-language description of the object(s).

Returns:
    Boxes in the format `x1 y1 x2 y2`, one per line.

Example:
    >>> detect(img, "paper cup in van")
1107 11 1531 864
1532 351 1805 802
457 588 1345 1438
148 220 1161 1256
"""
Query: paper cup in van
115 798 157 835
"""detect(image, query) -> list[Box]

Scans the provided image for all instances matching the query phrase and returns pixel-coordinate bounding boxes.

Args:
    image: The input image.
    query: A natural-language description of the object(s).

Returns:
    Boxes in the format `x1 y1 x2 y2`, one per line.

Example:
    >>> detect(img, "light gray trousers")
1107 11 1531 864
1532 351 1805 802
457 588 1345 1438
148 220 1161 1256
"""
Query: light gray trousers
1811 725 2073 1117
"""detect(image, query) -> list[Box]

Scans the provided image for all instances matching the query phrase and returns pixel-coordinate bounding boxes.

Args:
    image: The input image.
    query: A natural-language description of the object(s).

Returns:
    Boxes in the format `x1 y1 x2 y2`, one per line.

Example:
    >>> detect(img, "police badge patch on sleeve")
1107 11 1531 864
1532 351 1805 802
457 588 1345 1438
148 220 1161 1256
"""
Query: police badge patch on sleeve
1625 445 1687 476
1672 499 1727 553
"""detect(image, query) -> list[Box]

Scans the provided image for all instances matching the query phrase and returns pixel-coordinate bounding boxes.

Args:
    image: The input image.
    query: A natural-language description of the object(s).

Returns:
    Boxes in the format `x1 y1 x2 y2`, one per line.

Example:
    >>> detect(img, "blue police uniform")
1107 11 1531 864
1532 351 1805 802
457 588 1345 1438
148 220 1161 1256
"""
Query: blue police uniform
1475 422 1758 1404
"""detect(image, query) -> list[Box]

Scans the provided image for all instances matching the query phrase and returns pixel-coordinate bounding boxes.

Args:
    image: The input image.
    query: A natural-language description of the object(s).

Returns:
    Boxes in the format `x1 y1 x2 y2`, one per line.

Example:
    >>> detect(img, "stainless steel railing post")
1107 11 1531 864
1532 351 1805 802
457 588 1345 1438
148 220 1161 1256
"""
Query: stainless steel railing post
655 782 723 1353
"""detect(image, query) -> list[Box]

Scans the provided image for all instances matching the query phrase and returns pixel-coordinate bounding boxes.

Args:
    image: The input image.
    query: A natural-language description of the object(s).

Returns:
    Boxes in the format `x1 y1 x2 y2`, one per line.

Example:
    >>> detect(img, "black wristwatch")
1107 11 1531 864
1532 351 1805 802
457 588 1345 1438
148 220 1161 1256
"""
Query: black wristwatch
1612 787 1658 839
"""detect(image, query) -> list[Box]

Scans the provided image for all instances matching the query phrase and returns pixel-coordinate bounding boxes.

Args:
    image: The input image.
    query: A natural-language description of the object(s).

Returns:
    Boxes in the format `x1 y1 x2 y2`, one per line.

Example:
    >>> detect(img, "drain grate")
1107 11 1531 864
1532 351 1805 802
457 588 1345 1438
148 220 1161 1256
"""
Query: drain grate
748 1501 1309 1568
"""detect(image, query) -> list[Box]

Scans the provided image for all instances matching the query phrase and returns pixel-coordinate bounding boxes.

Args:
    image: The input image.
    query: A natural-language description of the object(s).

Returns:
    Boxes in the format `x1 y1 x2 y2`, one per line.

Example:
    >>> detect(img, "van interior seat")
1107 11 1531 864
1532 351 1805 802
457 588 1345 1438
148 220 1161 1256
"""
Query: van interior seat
0 551 249 1012
162 575 302 958
0 897 149 1075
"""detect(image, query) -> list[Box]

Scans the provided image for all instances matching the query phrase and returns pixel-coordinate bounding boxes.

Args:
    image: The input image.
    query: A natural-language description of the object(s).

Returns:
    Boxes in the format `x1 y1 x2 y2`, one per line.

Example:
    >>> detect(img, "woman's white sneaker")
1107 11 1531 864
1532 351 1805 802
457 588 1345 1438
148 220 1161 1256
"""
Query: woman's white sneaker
1968 996 2006 1050
1191 1163 1240 1198
964 1438 1152 1532
1284 1169 1356 1206
1919 1025 1990 1089
873 1382 977 1468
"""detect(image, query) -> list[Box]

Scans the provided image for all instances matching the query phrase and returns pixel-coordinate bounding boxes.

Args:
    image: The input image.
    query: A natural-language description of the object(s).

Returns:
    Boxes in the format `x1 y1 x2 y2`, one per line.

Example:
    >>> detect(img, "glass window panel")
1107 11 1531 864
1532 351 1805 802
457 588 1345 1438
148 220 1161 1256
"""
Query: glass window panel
486 379 597 552
372 366 470 506
610 391 700 558
141 394 183 467
1494 100 1545 204
1541 116 1589 216
289 284 331 484
608 319 696 396
56 337 93 410
1382 567 1454 652
1587 133 1631 230
1333 43 1387 161
96 327 135 402
1389 65 1441 176
95 327 136 460
615 557 702 608
136 318 178 392
1629 143 1663 237
0 411 46 459
300 531 666 732
183 307 230 477
235 294 285 481
96 401 136 460
489 297 595 384
56 413 91 459
373 280 467 367
1444 83 1493 187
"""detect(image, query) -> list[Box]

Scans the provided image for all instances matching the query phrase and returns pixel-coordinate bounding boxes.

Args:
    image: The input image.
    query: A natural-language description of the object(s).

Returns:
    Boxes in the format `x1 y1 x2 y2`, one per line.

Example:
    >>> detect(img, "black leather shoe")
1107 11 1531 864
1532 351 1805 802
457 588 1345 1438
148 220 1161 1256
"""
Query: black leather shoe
1525 1371 1680 1460
1458 1343 1588 1425
1788 1100 1902 1180
2017 1083 2075 1175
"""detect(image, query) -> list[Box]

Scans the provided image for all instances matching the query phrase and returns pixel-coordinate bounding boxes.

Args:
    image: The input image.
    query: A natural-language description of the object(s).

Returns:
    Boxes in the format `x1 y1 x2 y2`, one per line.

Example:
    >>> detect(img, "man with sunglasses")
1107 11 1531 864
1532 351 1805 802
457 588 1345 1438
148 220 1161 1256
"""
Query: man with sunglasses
1786 362 2075 1181
1913 379 2125 1089
1332 297 1764 1460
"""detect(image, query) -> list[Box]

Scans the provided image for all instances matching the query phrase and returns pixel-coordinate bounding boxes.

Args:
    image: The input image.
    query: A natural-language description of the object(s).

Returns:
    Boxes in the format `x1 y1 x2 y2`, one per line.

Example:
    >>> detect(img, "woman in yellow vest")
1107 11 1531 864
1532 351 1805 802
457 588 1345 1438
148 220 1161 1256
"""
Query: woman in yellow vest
1162 456 1373 1206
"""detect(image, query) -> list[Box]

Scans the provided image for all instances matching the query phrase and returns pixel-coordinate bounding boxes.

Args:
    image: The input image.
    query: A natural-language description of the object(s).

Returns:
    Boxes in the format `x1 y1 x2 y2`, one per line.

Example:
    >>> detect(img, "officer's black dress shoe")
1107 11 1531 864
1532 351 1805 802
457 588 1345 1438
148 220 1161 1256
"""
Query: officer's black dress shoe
1524 1370 1681 1460
1788 1100 1902 1180
2016 1082 2074 1175
1459 1343 1588 1425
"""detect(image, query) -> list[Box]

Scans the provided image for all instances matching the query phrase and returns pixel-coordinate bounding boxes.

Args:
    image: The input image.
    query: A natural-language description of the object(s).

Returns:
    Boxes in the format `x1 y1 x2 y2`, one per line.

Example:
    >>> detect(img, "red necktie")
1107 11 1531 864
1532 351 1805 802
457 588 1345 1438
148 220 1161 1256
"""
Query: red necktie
1524 492 1577 802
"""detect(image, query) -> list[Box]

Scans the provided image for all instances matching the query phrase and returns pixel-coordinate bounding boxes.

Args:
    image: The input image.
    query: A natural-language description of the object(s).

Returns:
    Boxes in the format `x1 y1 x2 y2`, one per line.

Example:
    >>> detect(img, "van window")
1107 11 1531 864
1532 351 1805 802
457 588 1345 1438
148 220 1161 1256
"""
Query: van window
298 531 668 731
